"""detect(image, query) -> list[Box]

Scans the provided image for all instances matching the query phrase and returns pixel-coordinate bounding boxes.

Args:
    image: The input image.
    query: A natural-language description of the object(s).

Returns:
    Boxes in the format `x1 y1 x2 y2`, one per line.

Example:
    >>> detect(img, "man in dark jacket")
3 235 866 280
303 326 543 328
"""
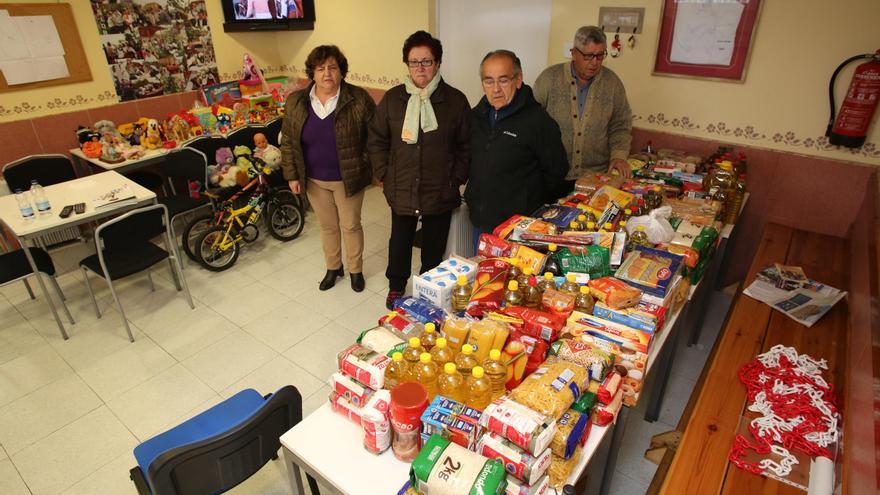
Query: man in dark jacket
466 50 569 237
367 31 471 309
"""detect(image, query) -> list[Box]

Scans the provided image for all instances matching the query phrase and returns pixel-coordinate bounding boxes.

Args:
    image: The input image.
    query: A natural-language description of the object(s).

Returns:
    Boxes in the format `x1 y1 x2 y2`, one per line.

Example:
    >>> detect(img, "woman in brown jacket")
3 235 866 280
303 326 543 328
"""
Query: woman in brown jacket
280 45 376 291
368 30 471 309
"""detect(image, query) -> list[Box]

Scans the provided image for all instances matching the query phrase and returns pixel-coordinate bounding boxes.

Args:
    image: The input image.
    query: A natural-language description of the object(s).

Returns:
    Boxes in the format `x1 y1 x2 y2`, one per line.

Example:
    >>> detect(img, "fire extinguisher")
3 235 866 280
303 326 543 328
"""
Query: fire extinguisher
826 49 880 148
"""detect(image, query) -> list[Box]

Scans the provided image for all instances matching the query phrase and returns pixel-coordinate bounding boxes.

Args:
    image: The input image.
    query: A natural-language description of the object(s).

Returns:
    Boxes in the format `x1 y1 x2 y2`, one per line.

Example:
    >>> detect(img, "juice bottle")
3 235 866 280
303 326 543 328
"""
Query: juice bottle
482 349 508 399
622 208 633 221
454 344 479 374
451 275 472 313
443 316 470 352
503 280 523 307
537 272 557 293
617 220 628 234
384 352 405 390
401 337 424 382
437 362 465 403
419 322 438 351
522 277 542 308
414 352 439 401
559 273 580 296
575 285 595 314
465 366 493 410
543 244 562 276
430 337 455 367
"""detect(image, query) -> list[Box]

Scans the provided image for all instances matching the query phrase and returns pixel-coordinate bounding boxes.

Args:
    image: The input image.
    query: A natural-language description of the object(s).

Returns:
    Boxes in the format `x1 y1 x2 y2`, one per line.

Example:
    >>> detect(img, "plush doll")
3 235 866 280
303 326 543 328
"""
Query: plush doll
213 106 233 134
76 126 94 148
252 132 281 170
81 130 102 158
233 145 257 181
128 123 144 145
142 119 163 149
209 147 236 186
117 122 134 141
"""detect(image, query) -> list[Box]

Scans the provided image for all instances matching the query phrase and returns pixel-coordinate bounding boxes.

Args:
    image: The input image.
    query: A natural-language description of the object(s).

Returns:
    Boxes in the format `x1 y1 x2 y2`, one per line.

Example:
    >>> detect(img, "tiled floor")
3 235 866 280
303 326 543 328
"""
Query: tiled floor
0 185 731 494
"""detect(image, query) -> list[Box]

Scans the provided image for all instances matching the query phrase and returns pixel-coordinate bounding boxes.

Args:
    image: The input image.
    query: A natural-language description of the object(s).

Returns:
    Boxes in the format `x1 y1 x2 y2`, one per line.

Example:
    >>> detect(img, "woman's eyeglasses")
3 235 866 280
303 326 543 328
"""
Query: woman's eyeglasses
407 59 436 68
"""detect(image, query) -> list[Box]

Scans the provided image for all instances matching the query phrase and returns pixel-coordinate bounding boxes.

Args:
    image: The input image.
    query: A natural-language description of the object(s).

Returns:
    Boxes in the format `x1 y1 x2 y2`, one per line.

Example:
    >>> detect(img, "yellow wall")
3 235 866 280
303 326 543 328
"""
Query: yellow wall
548 0 880 165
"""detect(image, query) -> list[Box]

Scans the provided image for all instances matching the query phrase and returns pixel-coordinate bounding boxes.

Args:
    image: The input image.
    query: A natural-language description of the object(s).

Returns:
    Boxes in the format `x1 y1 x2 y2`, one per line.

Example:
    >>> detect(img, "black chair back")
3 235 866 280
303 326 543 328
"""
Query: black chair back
98 205 167 253
225 126 263 151
183 137 227 165
265 118 282 147
162 148 208 183
3 154 76 192
145 385 303 495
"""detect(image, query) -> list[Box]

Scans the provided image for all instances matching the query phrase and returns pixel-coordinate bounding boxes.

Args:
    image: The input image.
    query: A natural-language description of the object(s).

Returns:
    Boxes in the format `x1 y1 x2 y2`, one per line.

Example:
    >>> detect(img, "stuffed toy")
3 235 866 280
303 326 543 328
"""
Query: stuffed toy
213 106 233 134
76 126 95 148
233 145 257 183
252 132 281 170
164 114 190 142
128 123 144 145
81 130 102 158
142 119 163 149
117 122 134 141
181 112 203 137
94 120 121 139
209 147 237 187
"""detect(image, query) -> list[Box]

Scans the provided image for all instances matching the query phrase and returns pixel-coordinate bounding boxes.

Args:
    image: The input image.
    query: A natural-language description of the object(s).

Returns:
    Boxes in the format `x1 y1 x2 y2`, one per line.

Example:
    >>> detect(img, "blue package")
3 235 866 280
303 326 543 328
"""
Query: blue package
592 304 658 333
531 204 582 229
394 296 447 327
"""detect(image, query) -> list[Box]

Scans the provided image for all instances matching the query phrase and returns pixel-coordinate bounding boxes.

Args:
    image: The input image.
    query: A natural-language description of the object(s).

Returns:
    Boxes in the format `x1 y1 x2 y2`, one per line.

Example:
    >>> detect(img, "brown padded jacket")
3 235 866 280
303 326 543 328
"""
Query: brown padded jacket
366 78 471 216
279 81 376 197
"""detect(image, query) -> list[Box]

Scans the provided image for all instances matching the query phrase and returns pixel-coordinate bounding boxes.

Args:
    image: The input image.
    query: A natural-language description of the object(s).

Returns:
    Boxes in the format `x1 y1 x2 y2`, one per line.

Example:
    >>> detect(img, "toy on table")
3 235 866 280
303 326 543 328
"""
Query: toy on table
253 133 281 170
78 127 103 159
181 112 203 137
209 147 240 187
239 53 269 96
95 119 143 162
213 105 234 134
142 119 163 149
233 145 261 183
127 123 144 145
164 113 191 142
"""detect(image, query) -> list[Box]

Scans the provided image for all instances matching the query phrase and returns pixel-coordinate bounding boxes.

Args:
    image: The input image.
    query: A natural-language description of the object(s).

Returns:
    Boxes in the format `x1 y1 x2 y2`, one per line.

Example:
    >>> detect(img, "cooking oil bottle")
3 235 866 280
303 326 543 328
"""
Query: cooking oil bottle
451 275 472 313
419 322 438 351
559 273 580 296
414 352 439 401
384 351 405 390
430 337 455 367
465 366 493 410
402 337 424 381
575 285 595 314
454 344 479 375
438 362 465 403
503 280 523 307
482 349 508 399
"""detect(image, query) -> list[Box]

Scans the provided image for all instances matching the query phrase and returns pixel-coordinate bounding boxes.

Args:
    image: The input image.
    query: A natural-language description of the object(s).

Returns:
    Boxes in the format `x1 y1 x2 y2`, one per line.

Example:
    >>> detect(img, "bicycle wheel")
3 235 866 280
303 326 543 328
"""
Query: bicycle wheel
271 186 304 210
181 214 214 262
266 198 304 241
196 226 239 271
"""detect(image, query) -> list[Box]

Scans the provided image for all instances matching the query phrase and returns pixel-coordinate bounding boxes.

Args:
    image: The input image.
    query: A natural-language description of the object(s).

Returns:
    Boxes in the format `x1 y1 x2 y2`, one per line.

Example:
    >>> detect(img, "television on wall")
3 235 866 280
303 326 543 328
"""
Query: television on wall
221 0 315 32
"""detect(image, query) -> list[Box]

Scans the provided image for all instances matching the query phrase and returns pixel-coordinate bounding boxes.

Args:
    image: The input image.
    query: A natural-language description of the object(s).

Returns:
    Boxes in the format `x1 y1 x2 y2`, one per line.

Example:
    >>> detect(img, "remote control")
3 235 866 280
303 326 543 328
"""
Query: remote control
74 202 85 214
59 205 74 218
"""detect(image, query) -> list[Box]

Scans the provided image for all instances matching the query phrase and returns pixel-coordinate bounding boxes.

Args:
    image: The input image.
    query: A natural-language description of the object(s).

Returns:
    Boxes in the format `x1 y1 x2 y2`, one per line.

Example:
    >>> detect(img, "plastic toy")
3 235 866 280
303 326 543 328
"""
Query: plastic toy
213 105 234 134
253 132 281 170
239 53 268 96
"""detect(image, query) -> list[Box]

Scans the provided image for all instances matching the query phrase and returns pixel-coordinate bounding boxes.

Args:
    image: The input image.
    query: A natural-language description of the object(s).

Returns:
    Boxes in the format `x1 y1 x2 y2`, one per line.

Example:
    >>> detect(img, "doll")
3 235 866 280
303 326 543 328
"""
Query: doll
241 53 269 94
142 119 163 149
81 130 103 159
252 132 281 170
129 123 144 145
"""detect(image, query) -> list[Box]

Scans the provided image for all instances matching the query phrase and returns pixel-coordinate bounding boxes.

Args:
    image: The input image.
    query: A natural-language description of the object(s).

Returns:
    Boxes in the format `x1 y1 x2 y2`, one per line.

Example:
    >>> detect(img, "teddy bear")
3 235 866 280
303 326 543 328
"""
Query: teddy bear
209 147 240 188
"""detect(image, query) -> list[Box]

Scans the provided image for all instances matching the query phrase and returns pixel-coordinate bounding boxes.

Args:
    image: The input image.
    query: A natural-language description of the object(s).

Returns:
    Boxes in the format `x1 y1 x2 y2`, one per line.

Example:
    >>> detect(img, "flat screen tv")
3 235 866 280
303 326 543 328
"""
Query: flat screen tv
221 0 315 32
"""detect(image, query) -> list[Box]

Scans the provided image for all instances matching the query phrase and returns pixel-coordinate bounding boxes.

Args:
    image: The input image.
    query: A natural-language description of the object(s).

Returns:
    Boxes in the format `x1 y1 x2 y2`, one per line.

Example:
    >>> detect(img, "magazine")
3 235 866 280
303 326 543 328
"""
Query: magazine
93 184 137 209
743 266 846 327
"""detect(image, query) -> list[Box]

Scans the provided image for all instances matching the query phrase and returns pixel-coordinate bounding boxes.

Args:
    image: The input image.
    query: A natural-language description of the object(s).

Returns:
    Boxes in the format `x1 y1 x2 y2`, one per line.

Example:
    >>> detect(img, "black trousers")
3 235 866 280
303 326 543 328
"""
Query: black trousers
386 210 452 292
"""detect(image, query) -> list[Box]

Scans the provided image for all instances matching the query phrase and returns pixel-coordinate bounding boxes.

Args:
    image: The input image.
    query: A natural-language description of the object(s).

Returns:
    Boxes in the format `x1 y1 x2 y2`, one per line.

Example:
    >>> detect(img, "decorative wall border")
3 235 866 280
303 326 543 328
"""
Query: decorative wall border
633 113 880 159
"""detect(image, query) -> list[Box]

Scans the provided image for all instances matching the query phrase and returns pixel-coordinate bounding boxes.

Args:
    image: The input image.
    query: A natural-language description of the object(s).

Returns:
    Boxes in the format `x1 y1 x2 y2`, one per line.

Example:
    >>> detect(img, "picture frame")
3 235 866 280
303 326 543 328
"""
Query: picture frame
653 0 763 83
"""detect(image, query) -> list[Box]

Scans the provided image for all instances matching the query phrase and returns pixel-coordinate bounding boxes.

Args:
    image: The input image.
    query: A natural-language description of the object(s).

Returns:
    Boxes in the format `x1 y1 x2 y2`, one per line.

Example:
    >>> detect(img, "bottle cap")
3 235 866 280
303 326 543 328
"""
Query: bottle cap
462 344 473 355
387 311 397 320
566 273 576 282
625 208 632 214
528 276 537 286
604 222 613 230
580 285 590 294
420 353 431 364
620 221 627 227
587 222 596 229
456 275 468 286
548 243 558 252
425 322 435 333
577 214 586 221
472 366 485 378
637 225 646 231
392 352 403 362
444 362 457 374
435 337 447 348
409 337 421 347
544 272 554 280
569 221 579 229
654 185 662 192
522 267 532 276
507 280 519 291
489 349 501 360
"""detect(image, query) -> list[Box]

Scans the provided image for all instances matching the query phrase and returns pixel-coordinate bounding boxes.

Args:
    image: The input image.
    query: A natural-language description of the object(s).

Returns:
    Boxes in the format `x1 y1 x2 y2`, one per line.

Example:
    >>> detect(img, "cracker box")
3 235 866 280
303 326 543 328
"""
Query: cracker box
420 407 481 450
615 246 684 299
592 300 666 333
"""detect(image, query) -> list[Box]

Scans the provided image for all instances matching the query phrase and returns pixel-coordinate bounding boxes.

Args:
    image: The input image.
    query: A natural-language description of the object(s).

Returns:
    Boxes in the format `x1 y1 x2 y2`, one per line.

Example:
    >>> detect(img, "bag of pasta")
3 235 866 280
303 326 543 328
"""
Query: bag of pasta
547 447 582 489
509 357 589 420
549 409 589 459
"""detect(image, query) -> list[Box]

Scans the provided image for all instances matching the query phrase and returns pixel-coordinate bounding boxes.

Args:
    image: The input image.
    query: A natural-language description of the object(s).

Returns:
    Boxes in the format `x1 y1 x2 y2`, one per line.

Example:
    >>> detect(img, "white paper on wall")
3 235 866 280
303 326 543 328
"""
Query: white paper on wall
669 2 745 66
0 11 69 84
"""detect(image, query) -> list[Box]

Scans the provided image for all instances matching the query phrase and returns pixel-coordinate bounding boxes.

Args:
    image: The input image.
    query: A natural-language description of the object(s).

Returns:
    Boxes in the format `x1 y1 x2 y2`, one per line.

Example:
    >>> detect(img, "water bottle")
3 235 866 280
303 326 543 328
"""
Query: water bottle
15 190 34 220
30 181 51 214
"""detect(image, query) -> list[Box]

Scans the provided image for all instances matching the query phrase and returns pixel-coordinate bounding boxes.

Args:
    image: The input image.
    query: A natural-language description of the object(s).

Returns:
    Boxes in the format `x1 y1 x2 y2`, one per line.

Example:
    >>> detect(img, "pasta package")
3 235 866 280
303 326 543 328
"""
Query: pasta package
547 448 582 489
591 387 623 426
337 344 392 390
592 300 666 334
548 339 613 382
509 358 589 420
505 474 551 495
550 410 589 459
411 434 508 495
394 296 448 328
570 392 597 415
588 277 642 309
477 432 552 486
502 306 566 342
557 246 612 279
480 397 557 455
467 259 511 317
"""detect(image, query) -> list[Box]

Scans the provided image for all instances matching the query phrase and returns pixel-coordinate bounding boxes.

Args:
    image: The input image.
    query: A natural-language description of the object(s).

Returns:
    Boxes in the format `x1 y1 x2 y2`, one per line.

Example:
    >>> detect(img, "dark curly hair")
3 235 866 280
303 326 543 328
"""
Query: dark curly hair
305 45 348 80
402 30 442 65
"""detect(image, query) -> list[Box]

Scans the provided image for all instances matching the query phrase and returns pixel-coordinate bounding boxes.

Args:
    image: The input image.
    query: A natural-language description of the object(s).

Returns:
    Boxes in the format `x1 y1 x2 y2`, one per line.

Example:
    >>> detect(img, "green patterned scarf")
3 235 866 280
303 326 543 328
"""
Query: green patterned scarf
401 74 441 144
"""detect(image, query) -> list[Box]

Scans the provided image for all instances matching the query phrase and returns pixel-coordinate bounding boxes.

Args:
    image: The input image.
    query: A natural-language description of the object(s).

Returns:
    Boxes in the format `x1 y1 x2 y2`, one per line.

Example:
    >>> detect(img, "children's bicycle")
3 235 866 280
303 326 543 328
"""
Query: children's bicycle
188 167 304 271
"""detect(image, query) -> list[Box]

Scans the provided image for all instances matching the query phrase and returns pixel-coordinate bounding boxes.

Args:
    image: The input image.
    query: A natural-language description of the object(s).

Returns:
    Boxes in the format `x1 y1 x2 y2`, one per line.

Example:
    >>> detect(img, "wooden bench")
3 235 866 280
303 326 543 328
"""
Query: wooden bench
657 223 850 494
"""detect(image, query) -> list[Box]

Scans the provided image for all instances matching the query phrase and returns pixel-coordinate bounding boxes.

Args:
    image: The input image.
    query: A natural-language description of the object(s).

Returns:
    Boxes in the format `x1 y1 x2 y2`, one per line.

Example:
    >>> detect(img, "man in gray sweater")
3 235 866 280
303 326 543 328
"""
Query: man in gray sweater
534 25 633 185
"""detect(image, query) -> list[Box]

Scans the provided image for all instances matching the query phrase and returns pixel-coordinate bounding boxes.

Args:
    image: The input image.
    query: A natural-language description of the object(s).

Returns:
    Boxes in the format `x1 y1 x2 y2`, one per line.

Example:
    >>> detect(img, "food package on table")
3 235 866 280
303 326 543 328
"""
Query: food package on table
547 447 582 489
549 409 589 459
466 318 510 363
530 204 583 230
560 231 626 266
413 256 478 311
570 391 597 415
504 329 549 389
493 214 529 240
660 242 699 269
502 306 566 342
331 372 373 408
492 215 558 242
362 390 392 454
378 310 424 342
568 313 653 354
568 332 647 407
337 343 392 390
597 368 626 405
616 246 684 299
477 432 552 486
592 300 666 333
556 245 612 279
548 338 613 382
429 395 482 425
394 296 448 328
410 434 508 495
664 196 722 227
557 193 591 209
591 387 623 426
467 259 511 317
442 316 471 352
588 277 642 309
357 326 405 355
420 404 482 450
505 474 551 495
541 287 576 316
479 233 514 258
481 397 557 455
574 171 624 196
329 391 363 425
509 244 547 275
586 185 634 218
509 357 589 420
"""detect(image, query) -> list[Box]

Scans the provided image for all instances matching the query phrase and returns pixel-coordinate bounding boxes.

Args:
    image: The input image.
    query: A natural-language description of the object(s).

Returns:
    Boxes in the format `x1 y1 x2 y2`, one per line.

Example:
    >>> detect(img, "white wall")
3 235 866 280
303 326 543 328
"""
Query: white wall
436 0 551 106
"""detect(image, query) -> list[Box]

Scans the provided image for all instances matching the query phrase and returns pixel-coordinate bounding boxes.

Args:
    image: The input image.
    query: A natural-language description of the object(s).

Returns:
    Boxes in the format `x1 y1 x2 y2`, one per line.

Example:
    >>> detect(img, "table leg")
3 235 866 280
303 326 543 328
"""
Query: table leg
20 239 68 339
687 238 729 346
283 446 307 495
644 310 685 423
598 406 630 495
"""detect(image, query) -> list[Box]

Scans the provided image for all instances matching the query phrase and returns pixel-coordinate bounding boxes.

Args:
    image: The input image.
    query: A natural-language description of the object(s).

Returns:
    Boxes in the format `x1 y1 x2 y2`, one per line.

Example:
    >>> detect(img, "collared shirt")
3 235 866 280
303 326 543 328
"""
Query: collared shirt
570 63 593 118
308 85 340 120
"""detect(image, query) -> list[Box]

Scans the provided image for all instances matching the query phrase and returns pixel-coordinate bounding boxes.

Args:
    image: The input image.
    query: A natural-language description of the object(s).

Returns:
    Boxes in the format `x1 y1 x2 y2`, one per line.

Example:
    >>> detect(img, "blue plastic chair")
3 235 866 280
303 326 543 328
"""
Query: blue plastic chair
129 385 320 495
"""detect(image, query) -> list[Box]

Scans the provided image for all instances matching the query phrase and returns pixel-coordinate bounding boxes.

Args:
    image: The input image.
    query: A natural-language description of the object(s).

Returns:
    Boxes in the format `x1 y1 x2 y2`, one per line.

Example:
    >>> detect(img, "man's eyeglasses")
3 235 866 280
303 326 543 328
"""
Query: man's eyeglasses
572 46 607 62
481 76 514 87
407 59 435 68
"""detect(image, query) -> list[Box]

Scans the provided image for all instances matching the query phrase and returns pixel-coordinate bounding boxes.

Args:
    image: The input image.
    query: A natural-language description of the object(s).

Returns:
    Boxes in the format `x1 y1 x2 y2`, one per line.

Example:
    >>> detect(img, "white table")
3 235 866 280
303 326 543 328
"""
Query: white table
70 147 171 175
0 171 156 338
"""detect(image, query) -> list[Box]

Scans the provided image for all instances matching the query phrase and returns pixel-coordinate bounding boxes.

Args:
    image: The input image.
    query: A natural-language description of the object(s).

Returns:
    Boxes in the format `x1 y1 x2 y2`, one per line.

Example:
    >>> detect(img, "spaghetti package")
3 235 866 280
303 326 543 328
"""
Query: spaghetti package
588 277 642 309
548 339 613 382
480 397 557 455
547 448 582 489
541 288 576 316
509 358 589 420
331 372 373 408
591 387 623 426
362 390 392 454
556 246 612 279
549 410 589 459
477 432 552 486
597 368 626 405
467 259 511 317
337 344 392 390
410 434 507 495
505 474 551 495
478 233 514 258
502 306 566 342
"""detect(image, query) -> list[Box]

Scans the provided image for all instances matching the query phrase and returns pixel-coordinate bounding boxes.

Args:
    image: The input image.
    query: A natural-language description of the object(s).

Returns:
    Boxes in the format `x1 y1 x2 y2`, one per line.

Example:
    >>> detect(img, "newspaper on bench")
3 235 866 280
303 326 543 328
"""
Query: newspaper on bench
743 266 846 328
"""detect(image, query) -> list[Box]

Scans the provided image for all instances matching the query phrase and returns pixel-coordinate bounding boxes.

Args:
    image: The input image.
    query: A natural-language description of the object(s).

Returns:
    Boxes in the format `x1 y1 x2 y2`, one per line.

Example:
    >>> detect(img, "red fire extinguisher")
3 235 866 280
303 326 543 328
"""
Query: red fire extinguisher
826 49 880 148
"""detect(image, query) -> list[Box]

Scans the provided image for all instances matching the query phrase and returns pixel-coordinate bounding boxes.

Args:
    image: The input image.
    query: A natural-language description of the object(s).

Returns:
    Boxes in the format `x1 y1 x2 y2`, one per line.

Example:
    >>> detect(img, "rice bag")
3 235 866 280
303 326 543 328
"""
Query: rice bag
358 326 405 355
480 397 557 455
331 372 373 408
548 339 613 382
588 277 642 309
547 448 581 489
477 432 552 486
541 288 576 316
337 343 392 390
550 410 589 459
410 434 508 495
509 358 589 420
505 474 551 495
394 296 448 328
502 306 566 342
556 246 612 279
467 259 511 317
591 387 623 426
362 390 392 454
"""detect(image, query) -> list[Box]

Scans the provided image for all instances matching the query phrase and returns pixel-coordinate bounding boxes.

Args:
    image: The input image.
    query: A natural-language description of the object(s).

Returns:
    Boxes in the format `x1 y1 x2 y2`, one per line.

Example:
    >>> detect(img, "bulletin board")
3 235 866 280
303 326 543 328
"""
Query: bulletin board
0 3 92 93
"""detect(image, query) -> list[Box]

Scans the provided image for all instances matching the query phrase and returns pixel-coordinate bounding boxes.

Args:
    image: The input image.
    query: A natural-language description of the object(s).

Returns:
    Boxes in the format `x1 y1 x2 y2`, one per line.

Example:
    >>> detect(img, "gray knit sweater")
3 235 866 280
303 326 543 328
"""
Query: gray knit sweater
533 62 632 180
